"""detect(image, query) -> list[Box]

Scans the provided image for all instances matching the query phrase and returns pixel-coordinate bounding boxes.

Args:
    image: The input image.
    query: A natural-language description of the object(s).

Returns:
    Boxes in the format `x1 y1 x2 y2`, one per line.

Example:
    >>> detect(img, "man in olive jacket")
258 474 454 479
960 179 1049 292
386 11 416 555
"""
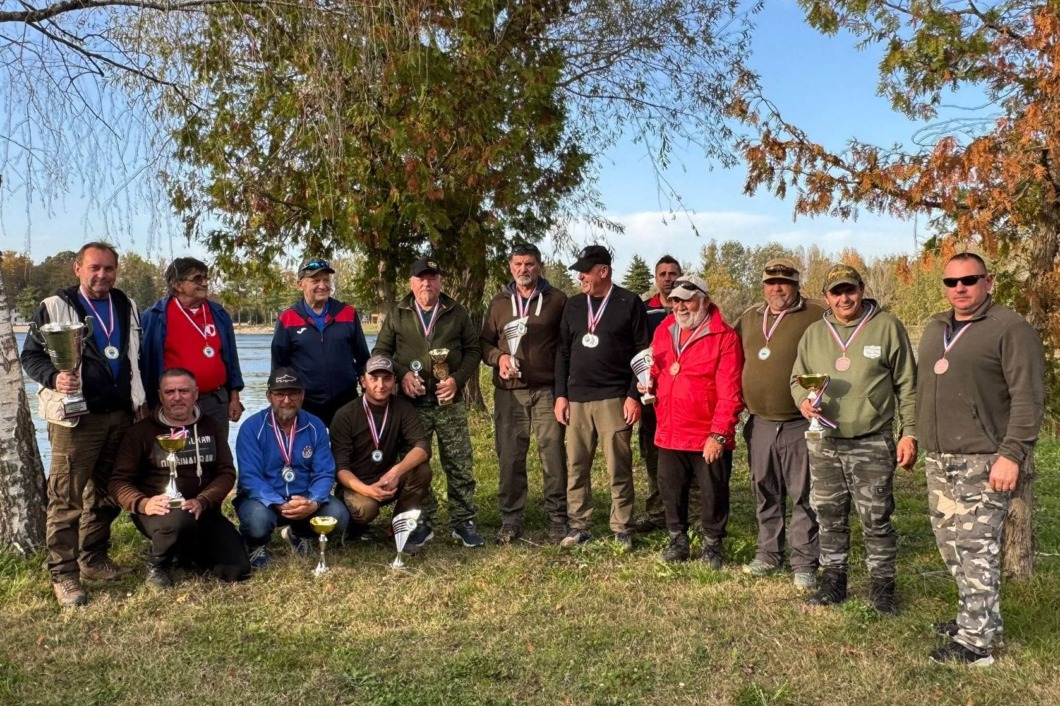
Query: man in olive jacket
373 257 484 548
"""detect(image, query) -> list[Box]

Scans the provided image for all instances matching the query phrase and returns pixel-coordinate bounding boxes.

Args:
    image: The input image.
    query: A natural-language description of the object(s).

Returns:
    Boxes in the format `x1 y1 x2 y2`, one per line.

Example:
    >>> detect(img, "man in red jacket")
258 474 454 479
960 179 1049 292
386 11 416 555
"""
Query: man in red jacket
639 275 744 565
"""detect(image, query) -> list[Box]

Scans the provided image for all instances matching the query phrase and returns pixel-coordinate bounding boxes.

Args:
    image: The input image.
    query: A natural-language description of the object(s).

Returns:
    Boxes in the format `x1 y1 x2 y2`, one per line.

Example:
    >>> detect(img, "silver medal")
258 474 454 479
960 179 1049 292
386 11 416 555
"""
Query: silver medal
371 449 383 463
757 347 771 361
582 333 598 348
282 466 295 483
104 345 120 360
203 345 216 358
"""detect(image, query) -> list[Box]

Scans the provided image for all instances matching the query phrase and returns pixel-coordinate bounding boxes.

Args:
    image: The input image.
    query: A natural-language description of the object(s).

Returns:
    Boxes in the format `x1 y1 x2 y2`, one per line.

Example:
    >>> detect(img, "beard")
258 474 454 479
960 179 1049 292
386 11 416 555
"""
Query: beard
674 305 707 330
274 406 299 423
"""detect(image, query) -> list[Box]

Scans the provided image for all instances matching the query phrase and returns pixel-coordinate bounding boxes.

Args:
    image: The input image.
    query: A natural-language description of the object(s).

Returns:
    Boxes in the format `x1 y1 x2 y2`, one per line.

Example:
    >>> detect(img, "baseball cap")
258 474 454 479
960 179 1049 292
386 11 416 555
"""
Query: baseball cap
668 274 709 301
365 355 395 375
568 245 612 272
823 264 864 292
298 258 335 279
762 258 800 284
267 367 304 391
410 257 442 277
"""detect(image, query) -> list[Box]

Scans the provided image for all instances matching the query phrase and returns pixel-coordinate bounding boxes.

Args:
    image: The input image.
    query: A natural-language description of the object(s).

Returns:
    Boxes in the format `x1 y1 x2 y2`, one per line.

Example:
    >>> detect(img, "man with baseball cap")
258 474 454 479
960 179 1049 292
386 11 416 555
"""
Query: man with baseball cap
734 257 824 590
555 244 650 550
272 257 371 426
329 355 433 551
373 256 484 548
234 366 349 567
791 263 917 613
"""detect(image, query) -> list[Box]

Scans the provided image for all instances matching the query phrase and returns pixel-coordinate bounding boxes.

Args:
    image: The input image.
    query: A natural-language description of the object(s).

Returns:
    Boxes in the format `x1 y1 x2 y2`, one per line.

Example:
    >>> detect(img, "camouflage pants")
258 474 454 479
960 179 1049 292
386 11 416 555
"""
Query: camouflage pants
416 401 478 530
808 433 897 578
926 452 1009 653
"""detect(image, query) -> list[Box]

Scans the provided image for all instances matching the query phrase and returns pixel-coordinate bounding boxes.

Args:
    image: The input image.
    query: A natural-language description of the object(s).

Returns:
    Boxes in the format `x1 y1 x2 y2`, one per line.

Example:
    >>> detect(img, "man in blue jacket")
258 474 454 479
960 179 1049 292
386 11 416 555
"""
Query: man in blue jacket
272 258 371 426
140 257 244 445
234 367 350 567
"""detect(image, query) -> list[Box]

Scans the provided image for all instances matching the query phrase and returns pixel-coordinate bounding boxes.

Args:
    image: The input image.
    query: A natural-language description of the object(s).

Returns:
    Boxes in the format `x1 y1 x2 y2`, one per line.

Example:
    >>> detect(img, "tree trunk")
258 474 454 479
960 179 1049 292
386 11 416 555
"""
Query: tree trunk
1004 456 1035 579
0 253 49 554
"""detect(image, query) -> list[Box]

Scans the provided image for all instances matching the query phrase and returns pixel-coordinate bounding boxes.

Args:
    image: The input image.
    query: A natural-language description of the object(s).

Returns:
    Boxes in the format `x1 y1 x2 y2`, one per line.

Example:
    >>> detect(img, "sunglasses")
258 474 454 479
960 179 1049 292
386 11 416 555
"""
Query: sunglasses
942 273 989 288
303 259 331 271
675 281 706 294
764 265 797 276
511 244 540 256
183 274 209 284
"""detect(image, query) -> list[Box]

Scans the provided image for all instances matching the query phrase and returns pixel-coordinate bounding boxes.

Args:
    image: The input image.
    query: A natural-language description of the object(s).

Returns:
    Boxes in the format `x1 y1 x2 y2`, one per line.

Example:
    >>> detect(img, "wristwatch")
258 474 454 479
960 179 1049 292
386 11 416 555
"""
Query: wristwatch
709 433 727 445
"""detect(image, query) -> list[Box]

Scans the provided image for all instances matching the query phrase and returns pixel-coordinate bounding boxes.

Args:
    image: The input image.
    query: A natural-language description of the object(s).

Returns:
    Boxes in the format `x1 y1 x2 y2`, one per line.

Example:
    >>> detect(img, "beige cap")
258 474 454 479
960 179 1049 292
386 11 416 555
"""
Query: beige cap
762 258 800 284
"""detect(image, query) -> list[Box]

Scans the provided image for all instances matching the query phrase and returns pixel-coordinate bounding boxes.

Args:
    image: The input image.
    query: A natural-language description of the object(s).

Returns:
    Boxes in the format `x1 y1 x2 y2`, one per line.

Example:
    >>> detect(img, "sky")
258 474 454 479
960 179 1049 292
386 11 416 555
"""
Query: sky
1 0 942 280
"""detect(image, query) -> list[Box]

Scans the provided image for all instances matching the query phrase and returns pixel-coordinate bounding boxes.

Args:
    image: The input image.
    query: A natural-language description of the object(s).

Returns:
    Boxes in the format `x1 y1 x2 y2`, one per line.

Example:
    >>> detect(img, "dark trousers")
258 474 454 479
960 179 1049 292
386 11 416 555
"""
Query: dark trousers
340 461 433 525
744 415 819 572
658 447 732 540
637 405 665 524
196 388 231 447
235 495 351 546
303 384 359 428
46 410 130 580
132 509 250 582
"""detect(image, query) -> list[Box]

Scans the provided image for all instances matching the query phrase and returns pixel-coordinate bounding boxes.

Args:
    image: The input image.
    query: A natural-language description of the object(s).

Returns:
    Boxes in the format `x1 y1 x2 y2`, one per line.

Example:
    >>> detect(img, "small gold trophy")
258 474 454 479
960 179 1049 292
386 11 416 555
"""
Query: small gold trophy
794 374 831 440
156 434 187 508
309 515 338 576
428 348 452 406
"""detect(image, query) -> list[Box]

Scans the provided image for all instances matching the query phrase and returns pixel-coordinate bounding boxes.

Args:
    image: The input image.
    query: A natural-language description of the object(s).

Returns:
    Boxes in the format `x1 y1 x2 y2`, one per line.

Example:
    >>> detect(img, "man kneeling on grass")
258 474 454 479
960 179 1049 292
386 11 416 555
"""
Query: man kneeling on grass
330 355 434 554
234 367 349 567
110 368 250 588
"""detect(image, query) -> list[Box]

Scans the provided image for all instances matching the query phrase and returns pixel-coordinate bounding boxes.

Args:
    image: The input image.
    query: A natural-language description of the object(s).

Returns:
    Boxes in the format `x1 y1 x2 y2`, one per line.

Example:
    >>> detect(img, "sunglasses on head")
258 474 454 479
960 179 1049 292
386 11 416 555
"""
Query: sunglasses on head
675 281 705 294
764 265 797 276
510 244 540 256
304 259 331 270
942 273 989 288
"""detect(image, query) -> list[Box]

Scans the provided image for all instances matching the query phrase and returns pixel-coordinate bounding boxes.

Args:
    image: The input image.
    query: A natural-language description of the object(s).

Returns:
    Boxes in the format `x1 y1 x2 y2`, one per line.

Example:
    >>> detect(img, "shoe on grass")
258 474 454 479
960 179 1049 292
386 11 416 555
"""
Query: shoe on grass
929 641 994 667
80 557 133 582
404 524 434 556
869 577 899 615
614 531 633 552
699 540 723 569
145 564 173 590
742 559 780 577
932 621 959 638
547 522 569 545
496 524 521 545
452 521 485 548
663 532 690 563
247 545 270 569
281 526 313 557
804 569 847 607
559 529 592 548
52 576 87 608
793 571 817 591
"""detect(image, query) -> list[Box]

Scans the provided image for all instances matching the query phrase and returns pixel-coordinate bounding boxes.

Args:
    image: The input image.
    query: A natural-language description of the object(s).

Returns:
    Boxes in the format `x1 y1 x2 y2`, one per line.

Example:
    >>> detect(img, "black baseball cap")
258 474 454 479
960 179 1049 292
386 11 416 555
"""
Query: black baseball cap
365 355 395 375
298 258 335 279
410 258 442 277
569 245 612 273
267 367 304 391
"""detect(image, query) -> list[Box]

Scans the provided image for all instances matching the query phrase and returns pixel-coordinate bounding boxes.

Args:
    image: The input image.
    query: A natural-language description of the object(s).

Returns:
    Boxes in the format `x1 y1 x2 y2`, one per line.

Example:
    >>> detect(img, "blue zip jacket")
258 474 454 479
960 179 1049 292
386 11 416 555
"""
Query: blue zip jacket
140 295 244 408
235 408 336 506
271 297 370 406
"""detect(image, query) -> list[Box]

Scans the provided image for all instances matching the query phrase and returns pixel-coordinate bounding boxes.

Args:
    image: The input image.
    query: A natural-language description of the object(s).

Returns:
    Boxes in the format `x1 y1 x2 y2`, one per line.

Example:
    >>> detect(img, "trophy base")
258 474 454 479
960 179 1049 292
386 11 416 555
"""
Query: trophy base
804 430 826 440
168 496 185 509
60 396 90 419
438 398 453 407
640 394 656 406
391 554 406 569
313 563 329 576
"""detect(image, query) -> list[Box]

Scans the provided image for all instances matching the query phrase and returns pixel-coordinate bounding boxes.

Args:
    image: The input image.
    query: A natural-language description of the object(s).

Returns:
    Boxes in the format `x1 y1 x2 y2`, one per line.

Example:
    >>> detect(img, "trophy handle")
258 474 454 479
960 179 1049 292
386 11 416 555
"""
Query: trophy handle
27 322 46 345
83 316 94 337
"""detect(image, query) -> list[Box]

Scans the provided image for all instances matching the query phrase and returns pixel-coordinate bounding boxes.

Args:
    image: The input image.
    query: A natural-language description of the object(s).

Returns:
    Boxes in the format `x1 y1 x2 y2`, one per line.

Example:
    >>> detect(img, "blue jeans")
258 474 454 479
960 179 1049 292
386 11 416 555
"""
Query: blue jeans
234 495 350 548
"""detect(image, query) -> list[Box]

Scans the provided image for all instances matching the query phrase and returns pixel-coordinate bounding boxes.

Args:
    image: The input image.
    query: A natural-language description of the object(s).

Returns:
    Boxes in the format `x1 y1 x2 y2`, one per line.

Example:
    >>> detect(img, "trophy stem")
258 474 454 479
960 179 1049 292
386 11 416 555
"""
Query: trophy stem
166 452 185 508
313 533 329 576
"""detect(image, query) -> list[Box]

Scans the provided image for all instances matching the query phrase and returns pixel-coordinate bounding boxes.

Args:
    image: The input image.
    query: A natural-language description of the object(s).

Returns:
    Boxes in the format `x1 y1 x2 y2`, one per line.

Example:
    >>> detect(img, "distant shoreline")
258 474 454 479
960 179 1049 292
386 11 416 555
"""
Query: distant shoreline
13 322 381 335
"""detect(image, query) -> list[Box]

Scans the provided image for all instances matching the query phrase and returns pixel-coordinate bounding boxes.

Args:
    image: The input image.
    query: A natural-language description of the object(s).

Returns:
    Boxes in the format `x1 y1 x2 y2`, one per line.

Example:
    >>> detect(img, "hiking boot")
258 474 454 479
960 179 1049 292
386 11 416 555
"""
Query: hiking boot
742 559 780 577
52 576 87 608
804 569 848 607
452 521 485 548
932 621 959 638
929 641 994 667
80 558 132 582
559 529 592 547
281 526 313 557
496 525 522 545
145 564 173 591
247 545 270 569
547 522 569 545
614 532 634 552
869 577 899 615
793 571 818 591
699 539 723 569
404 524 434 556
632 515 664 534
663 532 690 563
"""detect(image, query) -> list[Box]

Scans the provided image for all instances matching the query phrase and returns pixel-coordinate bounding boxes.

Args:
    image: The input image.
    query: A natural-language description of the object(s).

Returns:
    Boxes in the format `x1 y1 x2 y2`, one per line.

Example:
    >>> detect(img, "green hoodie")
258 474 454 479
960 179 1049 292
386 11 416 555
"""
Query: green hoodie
790 299 917 439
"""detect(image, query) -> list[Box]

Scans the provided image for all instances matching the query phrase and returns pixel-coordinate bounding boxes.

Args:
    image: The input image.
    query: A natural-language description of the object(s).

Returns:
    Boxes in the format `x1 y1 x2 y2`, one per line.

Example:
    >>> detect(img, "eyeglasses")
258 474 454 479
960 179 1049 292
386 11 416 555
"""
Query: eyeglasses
183 274 209 284
764 265 797 277
270 391 303 400
942 273 989 288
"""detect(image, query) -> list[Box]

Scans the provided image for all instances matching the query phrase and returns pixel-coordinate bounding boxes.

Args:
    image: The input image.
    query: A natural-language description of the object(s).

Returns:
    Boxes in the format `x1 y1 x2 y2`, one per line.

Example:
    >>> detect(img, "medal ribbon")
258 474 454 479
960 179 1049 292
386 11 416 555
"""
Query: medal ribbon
175 300 213 343
761 306 792 346
414 300 438 340
823 302 876 359
513 280 543 319
585 285 614 335
940 320 975 361
809 378 838 429
669 316 710 362
269 409 296 469
362 397 390 453
79 289 117 349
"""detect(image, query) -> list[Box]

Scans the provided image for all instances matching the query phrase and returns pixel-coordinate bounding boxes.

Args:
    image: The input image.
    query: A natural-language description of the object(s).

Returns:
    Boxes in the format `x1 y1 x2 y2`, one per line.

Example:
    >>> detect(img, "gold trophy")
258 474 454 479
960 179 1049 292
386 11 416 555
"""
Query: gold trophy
794 374 831 440
29 318 94 419
428 348 452 406
156 434 188 508
309 515 339 576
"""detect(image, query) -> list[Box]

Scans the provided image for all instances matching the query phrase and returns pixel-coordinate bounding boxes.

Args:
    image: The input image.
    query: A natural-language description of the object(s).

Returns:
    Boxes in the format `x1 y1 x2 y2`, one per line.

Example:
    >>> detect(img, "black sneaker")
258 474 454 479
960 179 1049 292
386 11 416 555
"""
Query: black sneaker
559 529 592 547
145 564 173 591
805 569 848 607
614 532 634 552
699 539 723 569
929 641 995 667
452 521 485 548
869 577 898 615
932 621 959 638
404 524 434 556
663 532 690 563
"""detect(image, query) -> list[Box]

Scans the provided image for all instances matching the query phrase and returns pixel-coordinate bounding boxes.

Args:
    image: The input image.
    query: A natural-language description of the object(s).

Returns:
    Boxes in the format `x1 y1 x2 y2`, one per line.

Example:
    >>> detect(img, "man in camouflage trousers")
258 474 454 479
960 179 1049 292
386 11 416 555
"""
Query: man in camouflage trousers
917 253 1044 666
791 264 917 614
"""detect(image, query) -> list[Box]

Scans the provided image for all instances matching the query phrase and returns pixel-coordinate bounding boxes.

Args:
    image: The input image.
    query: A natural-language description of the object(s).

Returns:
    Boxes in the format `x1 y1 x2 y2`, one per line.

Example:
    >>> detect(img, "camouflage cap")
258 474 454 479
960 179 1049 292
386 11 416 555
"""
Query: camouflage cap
823 264 864 292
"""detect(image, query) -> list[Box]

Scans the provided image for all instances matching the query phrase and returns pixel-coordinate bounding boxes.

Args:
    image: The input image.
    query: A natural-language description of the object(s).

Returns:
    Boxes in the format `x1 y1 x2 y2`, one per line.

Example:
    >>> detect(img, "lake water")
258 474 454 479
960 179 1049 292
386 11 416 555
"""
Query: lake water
17 332 376 468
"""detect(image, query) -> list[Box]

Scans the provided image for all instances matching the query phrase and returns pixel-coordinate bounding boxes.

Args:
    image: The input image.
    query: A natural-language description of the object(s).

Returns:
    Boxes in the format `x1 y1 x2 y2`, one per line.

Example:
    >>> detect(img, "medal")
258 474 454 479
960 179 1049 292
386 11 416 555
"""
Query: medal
823 303 875 375
582 333 598 348
271 409 297 486
282 466 295 483
668 316 710 378
413 300 439 341
79 289 119 361
104 345 120 360
203 345 215 358
759 305 793 362
176 300 220 360
583 285 614 351
363 397 390 466
669 362 680 375
933 358 949 375
835 357 851 372
371 450 384 463
757 347 770 361
936 319 975 377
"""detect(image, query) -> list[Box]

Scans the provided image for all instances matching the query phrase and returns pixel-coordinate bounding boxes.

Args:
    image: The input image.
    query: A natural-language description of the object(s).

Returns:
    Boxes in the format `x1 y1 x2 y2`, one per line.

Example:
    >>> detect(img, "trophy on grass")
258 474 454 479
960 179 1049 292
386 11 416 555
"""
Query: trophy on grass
428 348 452 406
28 318 94 419
309 515 339 576
501 317 529 379
391 509 421 569
794 374 835 440
156 430 188 508
630 349 656 405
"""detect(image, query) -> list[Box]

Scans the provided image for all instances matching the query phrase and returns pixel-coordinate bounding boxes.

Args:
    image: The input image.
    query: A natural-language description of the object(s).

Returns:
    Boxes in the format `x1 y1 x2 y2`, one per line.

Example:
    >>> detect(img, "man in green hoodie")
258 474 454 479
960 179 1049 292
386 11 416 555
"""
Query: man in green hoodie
790 264 917 615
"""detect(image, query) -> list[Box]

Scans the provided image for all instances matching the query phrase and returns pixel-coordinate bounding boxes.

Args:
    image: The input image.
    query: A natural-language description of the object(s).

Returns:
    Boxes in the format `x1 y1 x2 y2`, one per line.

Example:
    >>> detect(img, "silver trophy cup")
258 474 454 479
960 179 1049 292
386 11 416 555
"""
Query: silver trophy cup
630 349 656 405
28 318 94 419
391 509 421 569
501 317 528 378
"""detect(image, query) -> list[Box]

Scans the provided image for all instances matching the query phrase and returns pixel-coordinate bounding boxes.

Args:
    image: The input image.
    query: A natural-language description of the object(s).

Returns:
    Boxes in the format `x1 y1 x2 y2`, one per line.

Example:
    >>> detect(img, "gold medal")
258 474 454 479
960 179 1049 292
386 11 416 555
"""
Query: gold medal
669 361 680 375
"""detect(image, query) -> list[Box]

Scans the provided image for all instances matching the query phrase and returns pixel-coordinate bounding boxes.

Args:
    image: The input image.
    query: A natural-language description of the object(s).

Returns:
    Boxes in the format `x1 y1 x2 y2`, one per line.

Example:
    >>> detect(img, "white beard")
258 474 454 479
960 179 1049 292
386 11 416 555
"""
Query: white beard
675 306 707 330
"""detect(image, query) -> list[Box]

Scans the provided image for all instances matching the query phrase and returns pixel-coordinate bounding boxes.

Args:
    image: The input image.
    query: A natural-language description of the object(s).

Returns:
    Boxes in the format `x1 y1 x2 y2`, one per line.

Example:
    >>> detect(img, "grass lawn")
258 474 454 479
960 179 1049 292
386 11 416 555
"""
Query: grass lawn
2 391 1058 705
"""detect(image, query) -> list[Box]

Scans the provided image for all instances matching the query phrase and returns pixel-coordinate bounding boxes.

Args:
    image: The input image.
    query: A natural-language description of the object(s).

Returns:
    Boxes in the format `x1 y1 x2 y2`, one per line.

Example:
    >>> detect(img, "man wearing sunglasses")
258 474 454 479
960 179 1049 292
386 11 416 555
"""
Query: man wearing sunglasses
272 258 372 427
734 258 824 590
917 252 1044 666
791 264 917 615
141 257 245 445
